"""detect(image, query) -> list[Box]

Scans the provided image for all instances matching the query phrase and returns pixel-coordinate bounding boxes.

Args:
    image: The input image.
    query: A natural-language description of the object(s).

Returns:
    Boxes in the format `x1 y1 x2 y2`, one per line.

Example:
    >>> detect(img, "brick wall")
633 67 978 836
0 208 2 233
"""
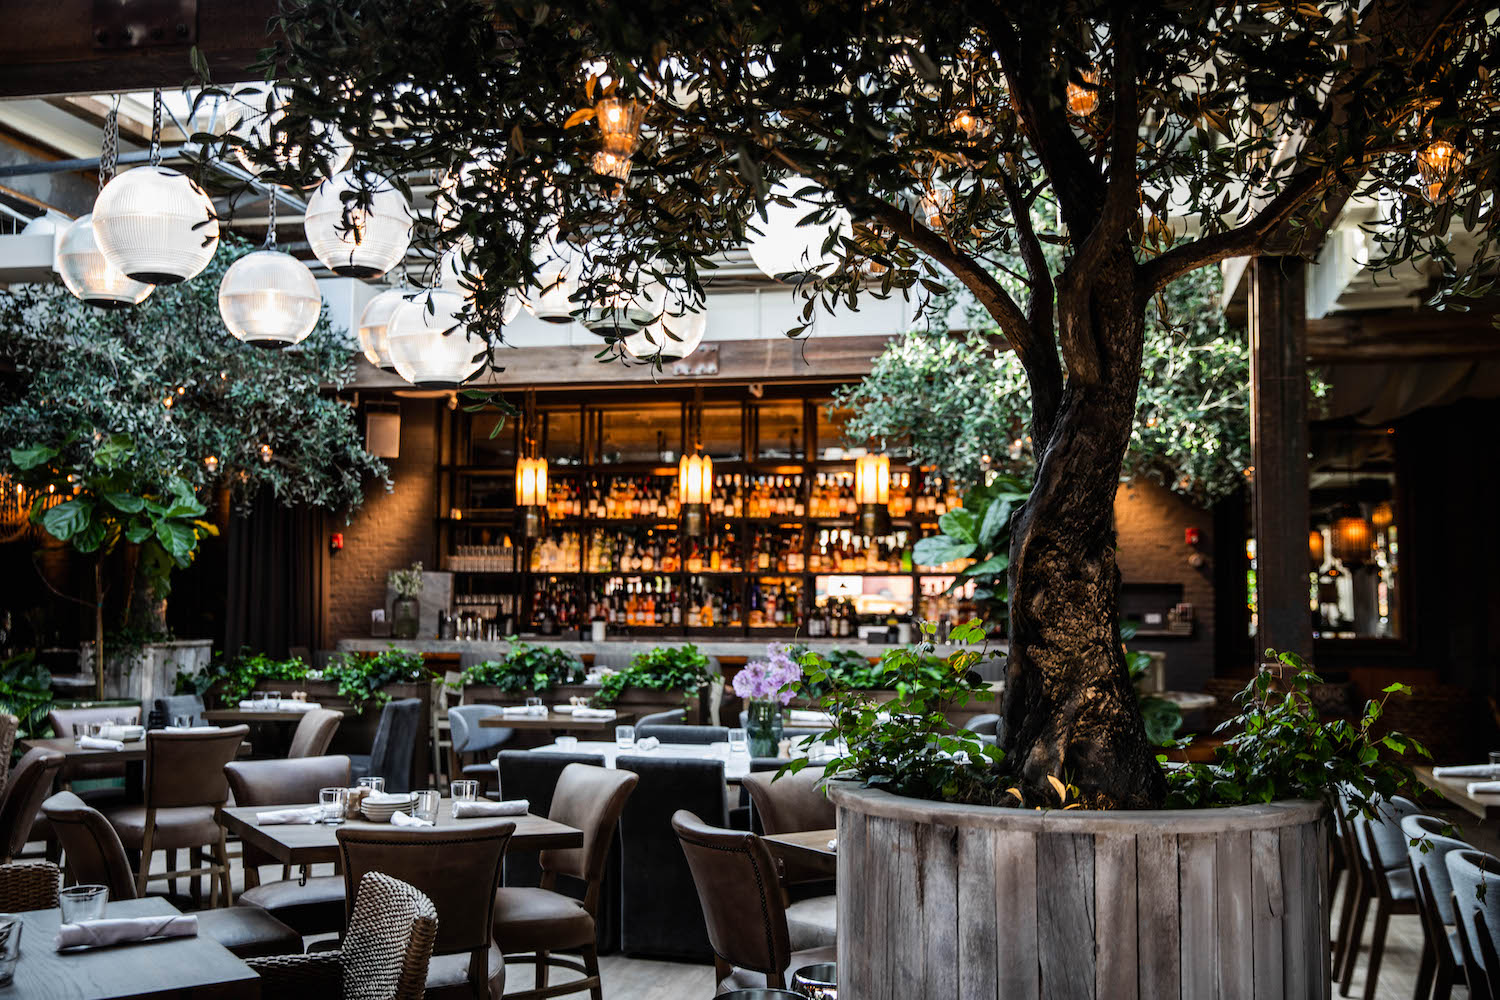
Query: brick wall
327 399 440 642
1114 479 1217 691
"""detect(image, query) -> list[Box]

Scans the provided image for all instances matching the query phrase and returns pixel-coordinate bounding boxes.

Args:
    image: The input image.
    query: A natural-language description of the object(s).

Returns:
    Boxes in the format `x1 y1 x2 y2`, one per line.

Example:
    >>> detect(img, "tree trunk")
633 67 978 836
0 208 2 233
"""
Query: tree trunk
1000 261 1167 809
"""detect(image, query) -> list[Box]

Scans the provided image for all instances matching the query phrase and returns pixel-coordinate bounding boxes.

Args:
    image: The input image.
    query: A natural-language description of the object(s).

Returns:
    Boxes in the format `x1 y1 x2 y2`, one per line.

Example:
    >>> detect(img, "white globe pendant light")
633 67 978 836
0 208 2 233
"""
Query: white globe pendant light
304 169 412 278
520 238 584 324
225 85 353 182
624 289 708 360
746 178 852 280
577 240 667 336
218 251 321 348
439 238 523 324
386 289 489 388
56 213 154 309
357 288 407 371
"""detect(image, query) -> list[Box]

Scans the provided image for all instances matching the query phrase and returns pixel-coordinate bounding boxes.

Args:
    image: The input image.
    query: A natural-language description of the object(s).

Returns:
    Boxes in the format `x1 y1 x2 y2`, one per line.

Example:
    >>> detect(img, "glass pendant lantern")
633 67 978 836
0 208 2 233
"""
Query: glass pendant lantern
624 282 708 361
855 452 892 535
357 288 407 372
516 391 548 539
746 178 852 280
521 237 584 324
678 391 712 536
225 85 353 183
57 214 154 308
218 193 321 349
304 168 413 278
385 289 488 388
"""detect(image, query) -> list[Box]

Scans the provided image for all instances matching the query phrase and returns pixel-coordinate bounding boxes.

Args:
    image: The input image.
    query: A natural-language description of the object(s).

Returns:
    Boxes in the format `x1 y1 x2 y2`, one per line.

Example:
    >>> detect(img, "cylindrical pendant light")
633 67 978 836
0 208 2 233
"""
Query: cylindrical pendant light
304 169 412 278
385 289 487 388
516 391 548 539
1308 527 1325 570
56 214 154 309
855 452 892 536
357 288 406 372
679 391 711 537
746 178 852 280
219 193 321 349
1331 507 1373 566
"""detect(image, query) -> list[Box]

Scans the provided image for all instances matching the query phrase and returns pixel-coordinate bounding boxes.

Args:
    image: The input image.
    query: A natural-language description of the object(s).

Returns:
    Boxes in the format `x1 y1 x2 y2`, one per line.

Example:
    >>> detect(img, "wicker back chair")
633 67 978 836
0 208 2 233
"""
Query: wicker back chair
248 872 439 1000
0 861 59 911
0 713 17 798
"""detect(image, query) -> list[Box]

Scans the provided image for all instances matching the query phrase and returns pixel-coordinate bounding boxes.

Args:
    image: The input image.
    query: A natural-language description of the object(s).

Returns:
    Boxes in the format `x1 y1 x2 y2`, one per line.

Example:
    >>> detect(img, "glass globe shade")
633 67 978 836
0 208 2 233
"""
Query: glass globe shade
304 170 413 278
92 166 220 285
624 299 708 360
521 239 584 324
55 213 154 309
386 289 489 388
217 250 322 349
225 86 352 181
579 246 667 335
746 178 852 280
357 287 407 371
439 238 522 324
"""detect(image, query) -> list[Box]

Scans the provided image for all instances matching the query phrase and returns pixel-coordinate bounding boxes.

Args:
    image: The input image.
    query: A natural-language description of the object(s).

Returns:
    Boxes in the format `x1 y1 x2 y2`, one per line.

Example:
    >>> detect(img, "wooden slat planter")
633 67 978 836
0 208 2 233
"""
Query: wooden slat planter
828 783 1329 1000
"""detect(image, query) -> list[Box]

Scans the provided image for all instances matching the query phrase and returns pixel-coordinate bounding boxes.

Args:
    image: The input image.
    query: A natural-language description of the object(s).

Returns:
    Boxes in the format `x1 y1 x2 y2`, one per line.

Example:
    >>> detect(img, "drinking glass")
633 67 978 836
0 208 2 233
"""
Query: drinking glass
87 723 105 739
263 691 282 709
357 776 386 794
172 714 194 730
59 884 108 924
319 787 348 826
412 789 441 824
450 780 479 816
251 691 270 712
615 725 636 749
525 696 545 716
728 728 749 754
71 723 87 740
1488 750 1500 767
555 735 578 750
0 915 20 986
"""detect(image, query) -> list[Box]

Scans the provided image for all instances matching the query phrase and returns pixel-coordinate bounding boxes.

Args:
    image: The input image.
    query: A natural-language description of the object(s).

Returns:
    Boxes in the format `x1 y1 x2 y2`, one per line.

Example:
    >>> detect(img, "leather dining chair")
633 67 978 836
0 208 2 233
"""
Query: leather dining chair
1448 849 1500 1000
0 713 18 799
491 762 638 1000
0 747 63 863
101 725 247 904
671 810 836 993
47 705 141 792
1338 794 1420 999
350 698 423 794
634 709 684 729
151 694 208 729
337 820 514 999
228 755 352 935
1403 813 1472 1000
41 790 302 958
496 751 606 890
740 766 835 837
450 705 514 797
287 709 344 758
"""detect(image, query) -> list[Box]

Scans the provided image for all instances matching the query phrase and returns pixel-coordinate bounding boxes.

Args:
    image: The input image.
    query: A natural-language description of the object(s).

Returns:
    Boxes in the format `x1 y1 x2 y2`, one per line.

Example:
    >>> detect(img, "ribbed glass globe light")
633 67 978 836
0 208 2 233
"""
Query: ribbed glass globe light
92 166 220 284
357 288 407 371
579 246 667 336
386 289 489 388
217 250 322 349
439 239 523 323
225 86 353 181
304 170 412 278
521 239 584 324
55 213 154 308
746 178 852 280
624 283 707 360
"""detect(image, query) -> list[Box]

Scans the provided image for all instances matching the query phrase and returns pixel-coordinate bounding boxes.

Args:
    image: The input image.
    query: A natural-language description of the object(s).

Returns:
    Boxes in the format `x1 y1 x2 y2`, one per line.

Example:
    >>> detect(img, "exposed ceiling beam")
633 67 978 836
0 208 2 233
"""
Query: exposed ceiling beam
1308 309 1500 363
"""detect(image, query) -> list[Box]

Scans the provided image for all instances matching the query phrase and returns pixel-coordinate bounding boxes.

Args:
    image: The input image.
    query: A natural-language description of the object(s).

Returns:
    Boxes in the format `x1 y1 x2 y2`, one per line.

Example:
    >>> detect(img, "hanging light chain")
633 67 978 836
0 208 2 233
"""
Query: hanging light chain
149 89 164 167
264 187 277 250
99 97 121 192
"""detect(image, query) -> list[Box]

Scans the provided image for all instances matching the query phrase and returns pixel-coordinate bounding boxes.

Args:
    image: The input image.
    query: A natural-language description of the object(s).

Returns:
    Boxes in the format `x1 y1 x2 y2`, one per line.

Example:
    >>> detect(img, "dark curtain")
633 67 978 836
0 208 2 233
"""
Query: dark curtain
224 487 328 659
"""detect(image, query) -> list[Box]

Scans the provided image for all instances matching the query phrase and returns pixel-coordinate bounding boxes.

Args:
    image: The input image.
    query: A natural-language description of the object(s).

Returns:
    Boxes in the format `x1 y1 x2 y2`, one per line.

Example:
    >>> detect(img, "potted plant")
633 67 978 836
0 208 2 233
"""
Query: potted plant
593 644 717 722
388 563 423 640
731 644 802 756
176 649 310 708
462 642 586 702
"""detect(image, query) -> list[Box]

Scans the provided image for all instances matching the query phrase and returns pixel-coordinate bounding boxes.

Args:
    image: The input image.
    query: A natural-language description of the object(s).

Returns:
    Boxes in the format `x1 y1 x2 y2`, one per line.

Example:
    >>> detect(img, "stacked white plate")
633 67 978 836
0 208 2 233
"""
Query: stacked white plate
360 792 416 822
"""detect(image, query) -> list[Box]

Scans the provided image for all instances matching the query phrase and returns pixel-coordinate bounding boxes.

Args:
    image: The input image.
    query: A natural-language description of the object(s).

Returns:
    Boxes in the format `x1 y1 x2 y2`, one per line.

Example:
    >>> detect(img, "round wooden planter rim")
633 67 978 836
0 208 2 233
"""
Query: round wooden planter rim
827 780 1326 834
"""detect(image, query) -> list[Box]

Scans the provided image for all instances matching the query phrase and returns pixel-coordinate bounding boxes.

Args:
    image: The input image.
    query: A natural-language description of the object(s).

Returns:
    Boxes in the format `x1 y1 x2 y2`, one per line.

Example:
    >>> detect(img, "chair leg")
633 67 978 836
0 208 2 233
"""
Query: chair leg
536 950 549 989
1339 879 1371 994
1433 961 1454 1000
1413 938 1434 1000
136 817 155 899
216 831 233 907
1335 868 1360 973
1362 901 1391 1000
583 944 602 1000
191 847 204 906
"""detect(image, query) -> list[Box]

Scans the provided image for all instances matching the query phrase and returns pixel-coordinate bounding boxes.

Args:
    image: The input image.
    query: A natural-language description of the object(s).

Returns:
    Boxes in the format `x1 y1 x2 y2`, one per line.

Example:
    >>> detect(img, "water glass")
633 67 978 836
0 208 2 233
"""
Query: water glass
71 723 87 740
728 728 749 754
357 776 386 794
1488 750 1500 767
0 915 20 986
412 789 441 824
615 725 636 749
319 787 348 826
86 723 105 739
555 735 579 750
172 714 194 730
59 884 108 924
525 696 545 716
263 690 282 709
450 780 479 815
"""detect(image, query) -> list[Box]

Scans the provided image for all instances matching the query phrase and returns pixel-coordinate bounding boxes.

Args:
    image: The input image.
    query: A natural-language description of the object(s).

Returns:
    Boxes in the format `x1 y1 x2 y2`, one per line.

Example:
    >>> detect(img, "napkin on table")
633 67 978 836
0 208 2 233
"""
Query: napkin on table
391 811 433 828
499 706 534 717
56 915 197 950
78 736 124 752
256 807 323 825
787 710 833 727
634 736 660 751
99 725 145 742
1434 764 1500 779
1468 781 1500 796
454 799 529 818
571 707 616 720
278 701 321 713
164 726 221 733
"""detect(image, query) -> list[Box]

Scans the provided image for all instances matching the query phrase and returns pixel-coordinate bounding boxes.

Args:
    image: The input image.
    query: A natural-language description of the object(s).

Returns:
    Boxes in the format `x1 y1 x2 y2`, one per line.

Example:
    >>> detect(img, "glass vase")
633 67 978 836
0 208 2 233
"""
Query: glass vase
392 597 421 639
745 698 784 758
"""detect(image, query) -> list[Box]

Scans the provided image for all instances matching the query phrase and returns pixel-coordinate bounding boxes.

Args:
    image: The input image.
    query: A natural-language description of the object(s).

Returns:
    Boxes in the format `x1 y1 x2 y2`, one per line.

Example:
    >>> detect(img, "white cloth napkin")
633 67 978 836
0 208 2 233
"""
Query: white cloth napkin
571 707 616 720
1468 781 1500 796
634 736 660 751
277 701 321 713
391 811 433 827
1435 764 1500 779
499 706 535 717
77 736 124 752
787 709 833 726
365 792 415 806
164 726 221 733
453 799 529 818
99 725 145 742
56 914 197 950
256 807 324 825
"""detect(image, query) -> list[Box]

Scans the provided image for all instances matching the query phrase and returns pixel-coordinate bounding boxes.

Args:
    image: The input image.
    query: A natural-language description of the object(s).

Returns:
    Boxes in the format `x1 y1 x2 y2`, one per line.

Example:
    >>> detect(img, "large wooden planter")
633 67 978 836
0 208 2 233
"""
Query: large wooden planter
828 782 1329 1000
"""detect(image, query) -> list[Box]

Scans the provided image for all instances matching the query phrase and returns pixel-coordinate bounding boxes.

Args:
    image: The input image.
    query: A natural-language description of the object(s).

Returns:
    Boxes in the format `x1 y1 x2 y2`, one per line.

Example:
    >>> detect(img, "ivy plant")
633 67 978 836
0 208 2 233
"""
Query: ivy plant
324 646 429 714
593 644 715 706
910 476 1030 630
0 651 55 741
176 649 310 707
463 642 585 693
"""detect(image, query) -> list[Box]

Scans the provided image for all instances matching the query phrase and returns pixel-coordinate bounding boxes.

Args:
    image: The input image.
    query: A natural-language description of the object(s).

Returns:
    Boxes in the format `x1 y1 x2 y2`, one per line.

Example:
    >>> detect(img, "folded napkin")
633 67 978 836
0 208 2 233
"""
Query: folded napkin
78 736 124 752
499 705 536 717
571 707 616 719
256 806 323 825
1469 781 1500 796
278 700 321 713
1435 764 1500 779
787 710 833 726
453 799 529 818
634 736 660 751
390 811 433 828
99 724 145 742
56 914 197 951
164 725 221 733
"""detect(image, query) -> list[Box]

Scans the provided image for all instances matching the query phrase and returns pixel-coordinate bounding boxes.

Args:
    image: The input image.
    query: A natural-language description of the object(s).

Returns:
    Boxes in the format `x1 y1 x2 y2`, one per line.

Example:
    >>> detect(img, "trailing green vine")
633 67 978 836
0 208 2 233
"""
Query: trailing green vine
324 646 428 713
463 641 585 693
593 644 715 706
176 649 308 706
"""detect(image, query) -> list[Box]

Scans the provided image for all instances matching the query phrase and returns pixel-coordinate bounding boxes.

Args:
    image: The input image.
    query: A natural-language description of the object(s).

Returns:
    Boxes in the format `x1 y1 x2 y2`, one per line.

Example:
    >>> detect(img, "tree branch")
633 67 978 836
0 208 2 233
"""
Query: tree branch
1074 9 1140 279
1002 174 1063 441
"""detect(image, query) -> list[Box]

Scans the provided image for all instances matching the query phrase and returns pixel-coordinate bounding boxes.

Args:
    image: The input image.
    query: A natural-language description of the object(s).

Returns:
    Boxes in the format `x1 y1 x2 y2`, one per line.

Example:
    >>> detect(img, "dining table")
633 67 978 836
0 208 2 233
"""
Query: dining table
2 896 260 999
479 710 636 734
1414 765 1500 821
203 709 320 725
18 734 253 801
217 798 583 868
763 828 839 879
529 739 766 783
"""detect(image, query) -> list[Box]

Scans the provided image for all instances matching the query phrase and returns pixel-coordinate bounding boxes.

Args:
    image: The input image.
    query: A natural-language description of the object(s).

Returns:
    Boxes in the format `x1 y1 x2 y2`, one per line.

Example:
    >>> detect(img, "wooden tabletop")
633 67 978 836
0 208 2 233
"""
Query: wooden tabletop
204 709 318 724
1415 765 1500 821
479 710 635 732
763 828 839 861
4 897 259 999
218 799 582 867
18 735 252 764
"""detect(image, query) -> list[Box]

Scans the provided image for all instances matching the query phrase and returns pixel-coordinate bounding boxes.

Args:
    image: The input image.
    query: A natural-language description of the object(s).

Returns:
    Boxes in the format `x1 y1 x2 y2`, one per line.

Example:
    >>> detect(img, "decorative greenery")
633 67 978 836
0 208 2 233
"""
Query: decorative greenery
785 621 1001 803
910 476 1030 629
324 646 428 713
593 644 715 706
0 651 55 741
1164 651 1428 817
176 649 309 707
463 641 585 692
388 563 425 600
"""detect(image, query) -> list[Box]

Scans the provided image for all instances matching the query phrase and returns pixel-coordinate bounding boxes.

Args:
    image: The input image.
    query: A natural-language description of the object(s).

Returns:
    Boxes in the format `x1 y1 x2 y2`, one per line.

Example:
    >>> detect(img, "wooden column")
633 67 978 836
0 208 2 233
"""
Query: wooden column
1249 257 1314 661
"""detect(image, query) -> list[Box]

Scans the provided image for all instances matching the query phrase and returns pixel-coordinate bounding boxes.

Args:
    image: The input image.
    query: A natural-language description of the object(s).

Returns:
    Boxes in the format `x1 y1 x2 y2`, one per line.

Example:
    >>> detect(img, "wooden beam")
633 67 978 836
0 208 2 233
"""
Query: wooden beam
1307 310 1500 363
0 0 278 99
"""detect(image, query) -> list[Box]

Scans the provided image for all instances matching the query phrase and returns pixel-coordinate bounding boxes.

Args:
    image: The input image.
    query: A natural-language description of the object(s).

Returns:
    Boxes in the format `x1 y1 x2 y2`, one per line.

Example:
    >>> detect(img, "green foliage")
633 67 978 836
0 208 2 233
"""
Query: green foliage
593 644 715 705
1165 650 1428 814
177 649 309 706
1122 624 1183 746
0 651 55 740
388 563 424 599
463 641 585 692
784 620 1001 803
910 476 1029 629
324 646 428 713
796 646 956 699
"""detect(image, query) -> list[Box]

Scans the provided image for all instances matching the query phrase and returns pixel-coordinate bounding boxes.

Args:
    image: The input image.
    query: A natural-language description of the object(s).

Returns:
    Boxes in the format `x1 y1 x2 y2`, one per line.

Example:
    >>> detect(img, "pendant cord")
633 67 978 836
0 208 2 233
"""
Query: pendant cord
264 188 277 250
149 90 163 167
99 97 120 191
